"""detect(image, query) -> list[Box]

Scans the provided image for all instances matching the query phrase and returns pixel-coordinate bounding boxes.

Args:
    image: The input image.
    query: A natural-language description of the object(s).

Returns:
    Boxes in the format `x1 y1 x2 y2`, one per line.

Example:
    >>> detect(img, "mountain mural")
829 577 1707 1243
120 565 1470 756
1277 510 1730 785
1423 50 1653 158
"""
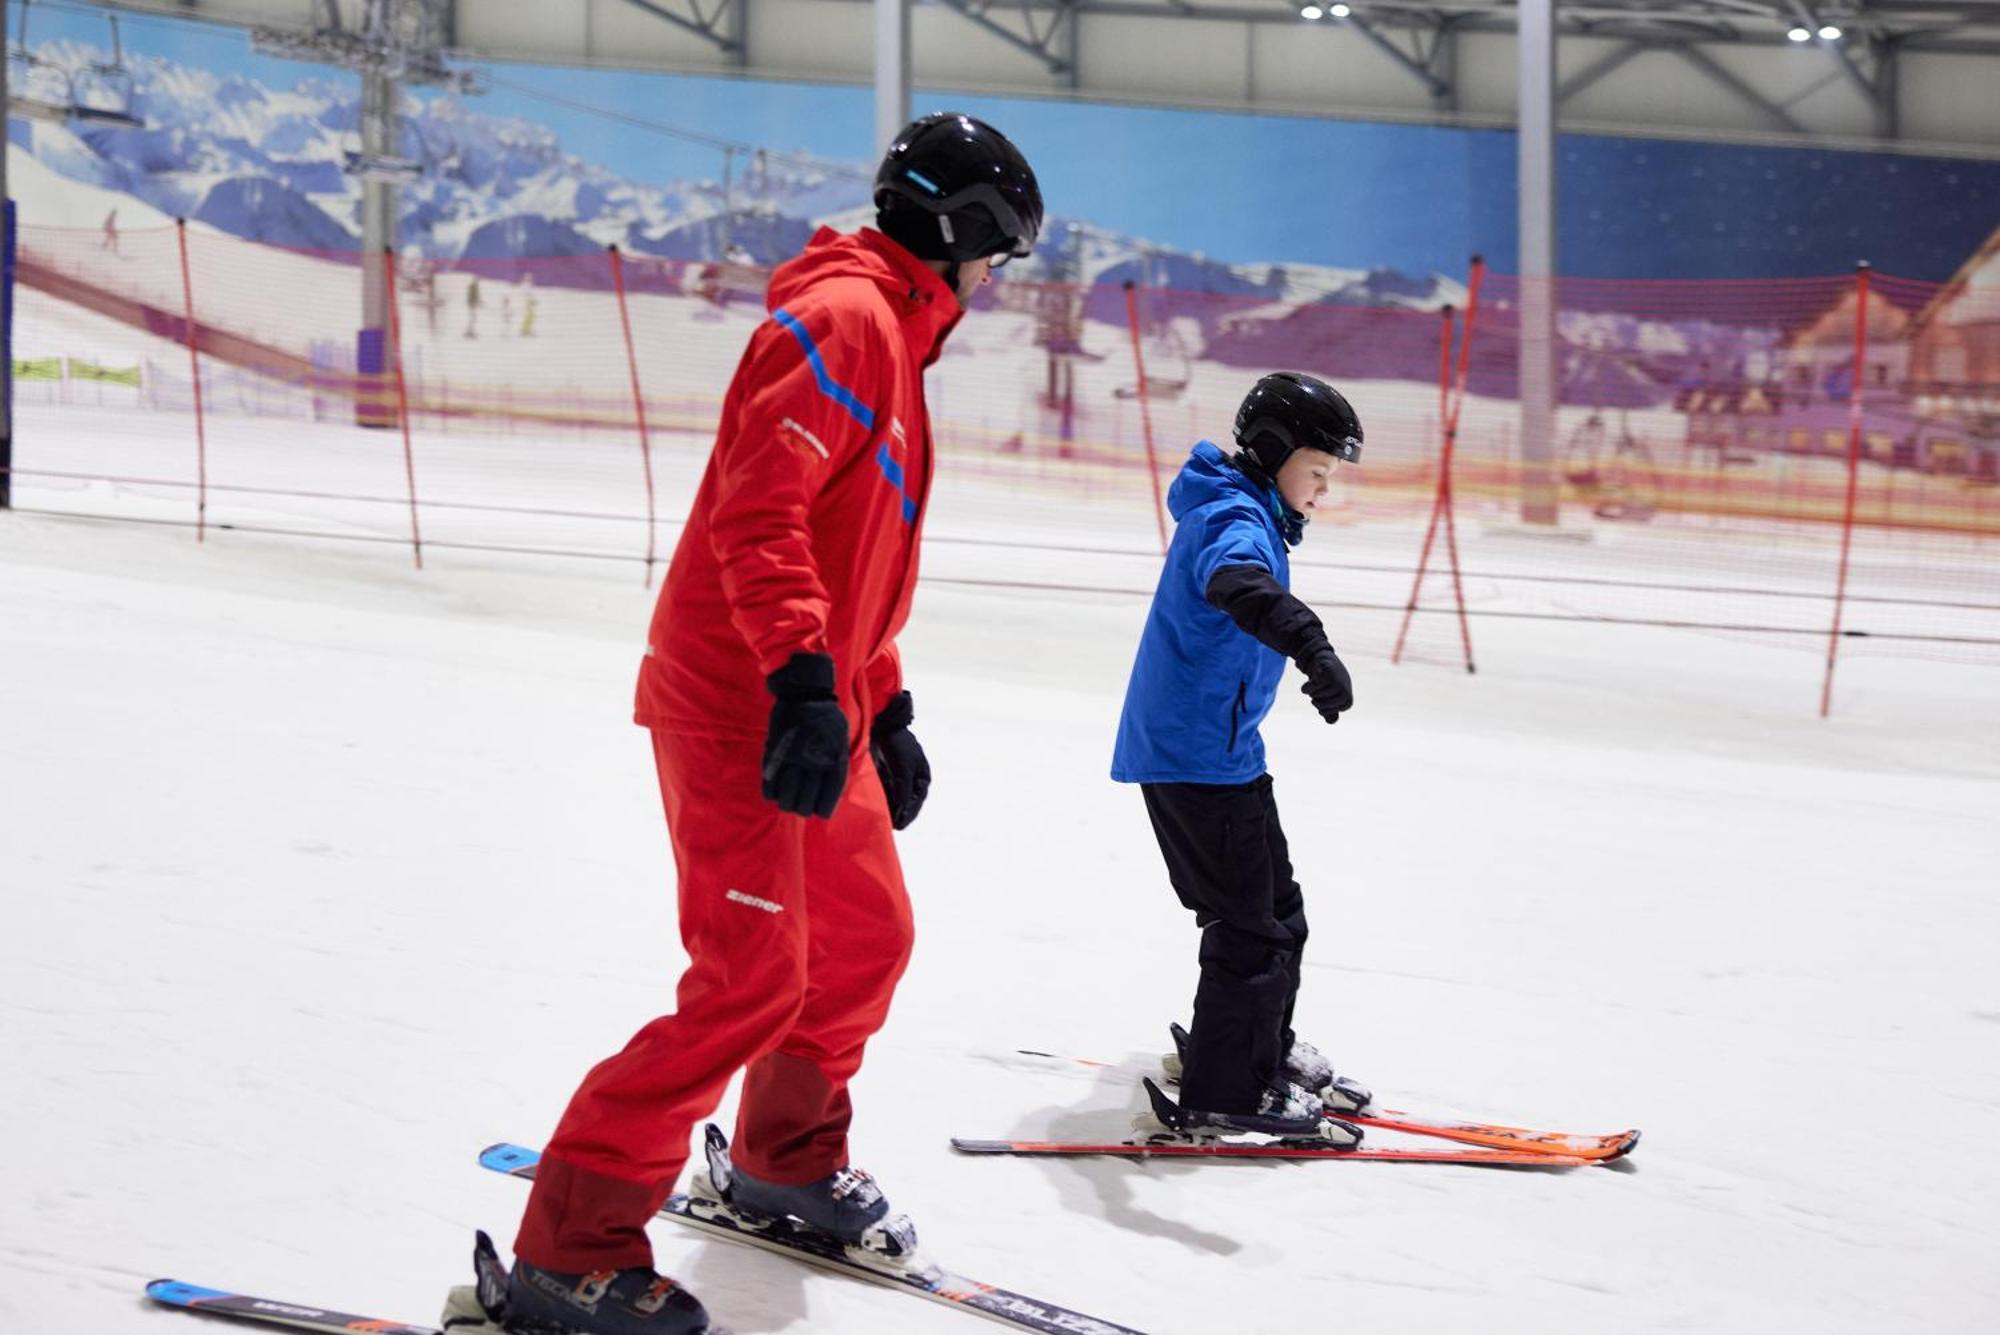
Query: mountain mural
6 37 1466 311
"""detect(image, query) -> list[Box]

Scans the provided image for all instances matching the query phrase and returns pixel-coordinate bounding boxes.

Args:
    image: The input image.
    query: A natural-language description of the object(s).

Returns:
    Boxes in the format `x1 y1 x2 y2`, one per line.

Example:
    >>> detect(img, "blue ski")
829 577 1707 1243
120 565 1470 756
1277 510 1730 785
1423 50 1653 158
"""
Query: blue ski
146 1279 440 1334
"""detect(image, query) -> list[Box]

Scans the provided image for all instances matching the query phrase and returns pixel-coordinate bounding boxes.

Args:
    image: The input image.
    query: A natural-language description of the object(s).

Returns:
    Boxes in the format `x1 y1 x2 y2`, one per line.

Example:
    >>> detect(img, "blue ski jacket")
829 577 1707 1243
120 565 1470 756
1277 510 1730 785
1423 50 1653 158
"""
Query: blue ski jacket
1112 441 1292 785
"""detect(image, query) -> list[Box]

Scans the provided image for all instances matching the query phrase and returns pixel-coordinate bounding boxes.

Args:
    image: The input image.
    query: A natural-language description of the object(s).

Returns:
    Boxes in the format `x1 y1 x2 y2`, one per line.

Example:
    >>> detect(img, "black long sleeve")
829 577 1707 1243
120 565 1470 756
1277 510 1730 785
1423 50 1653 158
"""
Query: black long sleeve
1204 564 1332 662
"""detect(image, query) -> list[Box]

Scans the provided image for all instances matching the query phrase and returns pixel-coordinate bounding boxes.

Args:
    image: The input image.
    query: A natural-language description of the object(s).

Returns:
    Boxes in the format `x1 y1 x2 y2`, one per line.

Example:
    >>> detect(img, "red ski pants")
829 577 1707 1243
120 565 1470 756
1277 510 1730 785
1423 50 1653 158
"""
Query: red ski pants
513 726 915 1272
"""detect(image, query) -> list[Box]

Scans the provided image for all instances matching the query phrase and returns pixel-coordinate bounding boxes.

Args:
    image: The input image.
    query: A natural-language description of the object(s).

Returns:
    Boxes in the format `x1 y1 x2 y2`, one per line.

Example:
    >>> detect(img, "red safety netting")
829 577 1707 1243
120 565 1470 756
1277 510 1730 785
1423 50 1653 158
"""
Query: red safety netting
8 222 1997 712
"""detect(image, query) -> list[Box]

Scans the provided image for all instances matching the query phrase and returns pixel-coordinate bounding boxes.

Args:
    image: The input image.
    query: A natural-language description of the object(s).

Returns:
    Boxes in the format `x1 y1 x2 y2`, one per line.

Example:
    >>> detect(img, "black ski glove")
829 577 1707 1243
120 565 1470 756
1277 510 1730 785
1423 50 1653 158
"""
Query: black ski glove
1296 644 1354 723
1207 564 1354 723
762 652 850 819
870 691 931 831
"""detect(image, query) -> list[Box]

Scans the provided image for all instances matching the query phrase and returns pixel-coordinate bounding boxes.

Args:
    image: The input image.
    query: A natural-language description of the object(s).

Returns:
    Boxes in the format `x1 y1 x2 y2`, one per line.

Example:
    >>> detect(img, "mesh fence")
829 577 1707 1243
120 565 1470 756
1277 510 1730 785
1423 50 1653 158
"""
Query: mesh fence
9 221 1998 697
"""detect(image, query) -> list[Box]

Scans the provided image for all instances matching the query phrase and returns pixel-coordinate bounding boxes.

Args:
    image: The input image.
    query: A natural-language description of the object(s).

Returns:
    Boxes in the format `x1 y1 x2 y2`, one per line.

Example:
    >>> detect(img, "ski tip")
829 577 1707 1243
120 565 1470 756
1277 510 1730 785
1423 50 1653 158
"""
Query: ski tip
1607 1129 1642 1161
949 1139 1013 1154
1016 1047 1118 1069
147 1280 231 1308
478 1142 541 1174
702 1123 728 1152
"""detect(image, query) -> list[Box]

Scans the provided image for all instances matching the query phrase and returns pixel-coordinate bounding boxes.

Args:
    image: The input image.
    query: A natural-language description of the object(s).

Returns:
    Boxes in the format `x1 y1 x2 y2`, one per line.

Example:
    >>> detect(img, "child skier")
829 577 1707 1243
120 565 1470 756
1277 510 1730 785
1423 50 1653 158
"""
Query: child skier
1112 371 1373 1142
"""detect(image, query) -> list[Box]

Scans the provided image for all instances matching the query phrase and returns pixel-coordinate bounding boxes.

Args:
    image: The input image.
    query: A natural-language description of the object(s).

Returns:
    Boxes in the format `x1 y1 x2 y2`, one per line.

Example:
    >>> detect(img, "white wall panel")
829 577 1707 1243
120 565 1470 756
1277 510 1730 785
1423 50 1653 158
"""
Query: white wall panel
909 8 1070 93
1247 24 1442 117
745 0 873 80
582 0 732 68
455 2 590 63
1571 48 1773 137
1452 31 1518 120
1785 69 1883 141
1071 14 1248 105
1900 52 2000 149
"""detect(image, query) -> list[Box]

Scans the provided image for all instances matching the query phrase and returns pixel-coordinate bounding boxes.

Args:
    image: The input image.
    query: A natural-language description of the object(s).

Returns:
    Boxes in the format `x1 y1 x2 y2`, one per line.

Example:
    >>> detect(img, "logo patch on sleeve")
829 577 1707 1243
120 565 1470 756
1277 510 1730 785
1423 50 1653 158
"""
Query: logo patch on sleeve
779 416 831 459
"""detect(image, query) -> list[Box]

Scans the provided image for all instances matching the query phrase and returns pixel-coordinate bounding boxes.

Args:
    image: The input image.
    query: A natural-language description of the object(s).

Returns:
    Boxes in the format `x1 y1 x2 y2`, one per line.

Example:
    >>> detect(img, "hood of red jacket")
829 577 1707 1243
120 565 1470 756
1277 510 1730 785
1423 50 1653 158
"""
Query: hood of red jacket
766 227 963 368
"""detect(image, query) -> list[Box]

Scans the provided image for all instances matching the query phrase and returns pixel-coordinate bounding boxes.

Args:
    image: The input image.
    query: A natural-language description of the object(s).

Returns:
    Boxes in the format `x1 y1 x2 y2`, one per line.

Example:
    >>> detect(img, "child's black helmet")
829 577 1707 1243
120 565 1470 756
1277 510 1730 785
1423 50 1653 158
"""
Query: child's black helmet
874 113 1043 267
1233 372 1364 481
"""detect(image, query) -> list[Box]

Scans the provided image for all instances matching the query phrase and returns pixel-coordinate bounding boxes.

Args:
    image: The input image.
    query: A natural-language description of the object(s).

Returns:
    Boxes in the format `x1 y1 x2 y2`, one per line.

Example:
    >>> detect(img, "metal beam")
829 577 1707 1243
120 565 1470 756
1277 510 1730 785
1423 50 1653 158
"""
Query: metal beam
1062 0 1080 89
1558 39 1648 103
875 0 909 153
1876 36 1900 137
617 0 741 54
1342 10 1452 100
1518 0 1558 526
1431 19 1459 113
1674 42 1808 133
84 0 2000 50
728 0 748 66
931 0 1073 75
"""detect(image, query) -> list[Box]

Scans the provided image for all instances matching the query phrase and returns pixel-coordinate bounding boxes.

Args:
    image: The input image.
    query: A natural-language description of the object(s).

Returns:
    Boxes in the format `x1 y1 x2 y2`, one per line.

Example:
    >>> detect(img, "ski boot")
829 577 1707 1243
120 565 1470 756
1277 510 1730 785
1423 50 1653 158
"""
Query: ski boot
687 1125 920 1273
1165 1021 1373 1114
1141 1075 1363 1146
1280 1035 1374 1113
440 1229 710 1335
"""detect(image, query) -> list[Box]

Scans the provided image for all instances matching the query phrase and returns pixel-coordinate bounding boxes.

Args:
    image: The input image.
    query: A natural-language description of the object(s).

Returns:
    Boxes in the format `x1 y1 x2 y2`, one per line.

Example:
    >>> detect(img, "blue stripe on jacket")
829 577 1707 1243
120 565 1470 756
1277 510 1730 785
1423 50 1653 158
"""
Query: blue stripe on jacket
772 307 876 432
875 442 918 524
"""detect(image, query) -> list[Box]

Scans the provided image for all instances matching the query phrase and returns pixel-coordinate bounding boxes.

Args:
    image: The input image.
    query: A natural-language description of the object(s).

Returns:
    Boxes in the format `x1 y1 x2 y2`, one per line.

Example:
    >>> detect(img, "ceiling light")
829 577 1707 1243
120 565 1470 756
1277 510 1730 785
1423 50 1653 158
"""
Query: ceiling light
1300 4 1324 17
1330 3 1352 15
1817 23 1843 40
1786 25 1812 41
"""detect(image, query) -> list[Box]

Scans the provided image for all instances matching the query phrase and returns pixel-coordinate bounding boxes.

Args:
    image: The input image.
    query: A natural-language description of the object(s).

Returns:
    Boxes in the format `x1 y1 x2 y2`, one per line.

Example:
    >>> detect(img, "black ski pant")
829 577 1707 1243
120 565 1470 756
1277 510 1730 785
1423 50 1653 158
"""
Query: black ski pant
1141 774 1307 1114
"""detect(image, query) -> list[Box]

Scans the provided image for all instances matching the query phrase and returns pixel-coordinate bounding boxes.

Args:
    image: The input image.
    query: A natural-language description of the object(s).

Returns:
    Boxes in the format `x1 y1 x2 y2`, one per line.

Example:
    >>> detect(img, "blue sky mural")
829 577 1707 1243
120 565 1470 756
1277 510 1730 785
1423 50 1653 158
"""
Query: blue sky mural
8 1 1997 283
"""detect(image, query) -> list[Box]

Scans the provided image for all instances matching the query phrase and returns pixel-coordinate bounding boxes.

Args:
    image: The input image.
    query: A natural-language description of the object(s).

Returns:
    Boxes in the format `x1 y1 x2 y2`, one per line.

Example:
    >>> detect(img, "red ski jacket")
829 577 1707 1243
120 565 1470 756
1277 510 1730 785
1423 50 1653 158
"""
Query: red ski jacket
635 228 962 739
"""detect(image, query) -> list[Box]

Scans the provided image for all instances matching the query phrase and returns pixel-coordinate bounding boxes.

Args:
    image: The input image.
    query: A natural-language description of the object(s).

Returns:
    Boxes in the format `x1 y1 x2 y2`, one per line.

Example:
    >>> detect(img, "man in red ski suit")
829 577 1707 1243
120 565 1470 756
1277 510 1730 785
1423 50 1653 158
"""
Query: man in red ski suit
503 115 1042 1334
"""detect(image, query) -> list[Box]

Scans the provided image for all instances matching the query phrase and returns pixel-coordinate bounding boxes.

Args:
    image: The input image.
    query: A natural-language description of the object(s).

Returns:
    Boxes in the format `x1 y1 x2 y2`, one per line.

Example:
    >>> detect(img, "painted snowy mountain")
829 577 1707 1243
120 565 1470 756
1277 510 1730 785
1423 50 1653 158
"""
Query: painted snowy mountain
7 37 1463 308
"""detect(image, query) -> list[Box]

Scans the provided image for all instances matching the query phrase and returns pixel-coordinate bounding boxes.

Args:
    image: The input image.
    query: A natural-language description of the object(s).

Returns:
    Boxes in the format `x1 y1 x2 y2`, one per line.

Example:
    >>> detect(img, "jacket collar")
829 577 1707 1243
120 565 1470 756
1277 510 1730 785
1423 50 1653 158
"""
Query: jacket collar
852 227 964 368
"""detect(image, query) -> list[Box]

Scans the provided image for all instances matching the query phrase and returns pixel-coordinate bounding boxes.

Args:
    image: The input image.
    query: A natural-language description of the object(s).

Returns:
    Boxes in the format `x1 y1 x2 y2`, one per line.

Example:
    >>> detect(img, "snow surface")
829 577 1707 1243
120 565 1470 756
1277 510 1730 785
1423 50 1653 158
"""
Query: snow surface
3 403 1999 1335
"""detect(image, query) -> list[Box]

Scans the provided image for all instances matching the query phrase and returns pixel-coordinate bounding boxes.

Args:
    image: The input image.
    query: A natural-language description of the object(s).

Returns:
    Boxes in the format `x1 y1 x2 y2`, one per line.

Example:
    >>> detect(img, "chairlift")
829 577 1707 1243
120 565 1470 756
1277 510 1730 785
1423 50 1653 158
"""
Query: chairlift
1116 318 1193 401
343 149 424 184
6 6 142 128
1114 251 1193 400
73 15 142 126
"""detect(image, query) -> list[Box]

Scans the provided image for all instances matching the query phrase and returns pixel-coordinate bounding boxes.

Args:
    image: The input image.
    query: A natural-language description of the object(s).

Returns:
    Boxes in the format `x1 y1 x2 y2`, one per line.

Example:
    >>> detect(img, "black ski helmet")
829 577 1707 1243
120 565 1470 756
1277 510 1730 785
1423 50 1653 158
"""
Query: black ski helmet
874 113 1043 272
1232 372 1364 482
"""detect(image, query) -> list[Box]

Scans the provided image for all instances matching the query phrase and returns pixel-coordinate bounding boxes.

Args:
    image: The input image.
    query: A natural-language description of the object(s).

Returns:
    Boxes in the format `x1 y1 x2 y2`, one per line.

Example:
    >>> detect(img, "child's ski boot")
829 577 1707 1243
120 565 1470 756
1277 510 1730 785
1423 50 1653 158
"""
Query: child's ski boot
1141 1075 1363 1146
1165 1021 1373 1114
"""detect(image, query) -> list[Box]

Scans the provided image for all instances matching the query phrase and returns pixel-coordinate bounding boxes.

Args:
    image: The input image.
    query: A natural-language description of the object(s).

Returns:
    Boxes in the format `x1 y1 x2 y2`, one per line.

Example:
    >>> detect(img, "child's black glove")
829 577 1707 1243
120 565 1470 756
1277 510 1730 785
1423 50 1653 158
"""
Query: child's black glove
1296 645 1354 723
870 691 931 831
1206 564 1354 722
762 651 849 819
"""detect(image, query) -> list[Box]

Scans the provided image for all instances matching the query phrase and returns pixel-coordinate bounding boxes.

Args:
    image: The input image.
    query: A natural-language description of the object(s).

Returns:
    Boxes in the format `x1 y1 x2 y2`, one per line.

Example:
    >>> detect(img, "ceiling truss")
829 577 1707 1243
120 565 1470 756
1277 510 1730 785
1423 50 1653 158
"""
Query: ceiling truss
58 0 2000 150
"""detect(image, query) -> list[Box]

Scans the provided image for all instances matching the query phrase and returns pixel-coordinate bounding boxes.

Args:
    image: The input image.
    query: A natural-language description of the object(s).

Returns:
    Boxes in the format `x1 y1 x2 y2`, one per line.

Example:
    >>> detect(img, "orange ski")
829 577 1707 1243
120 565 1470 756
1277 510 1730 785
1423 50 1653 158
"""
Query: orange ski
951 1137 1595 1166
1012 1046 1640 1162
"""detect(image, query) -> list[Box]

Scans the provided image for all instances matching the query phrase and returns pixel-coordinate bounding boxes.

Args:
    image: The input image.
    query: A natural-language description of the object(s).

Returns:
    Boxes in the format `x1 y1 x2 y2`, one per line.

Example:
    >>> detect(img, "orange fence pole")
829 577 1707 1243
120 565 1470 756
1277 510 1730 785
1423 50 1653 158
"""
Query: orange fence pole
1820 261 1871 717
1392 305 1455 665
174 219 208 542
1441 256 1486 674
381 246 424 570
608 245 660 587
1393 255 1485 671
1122 279 1170 554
